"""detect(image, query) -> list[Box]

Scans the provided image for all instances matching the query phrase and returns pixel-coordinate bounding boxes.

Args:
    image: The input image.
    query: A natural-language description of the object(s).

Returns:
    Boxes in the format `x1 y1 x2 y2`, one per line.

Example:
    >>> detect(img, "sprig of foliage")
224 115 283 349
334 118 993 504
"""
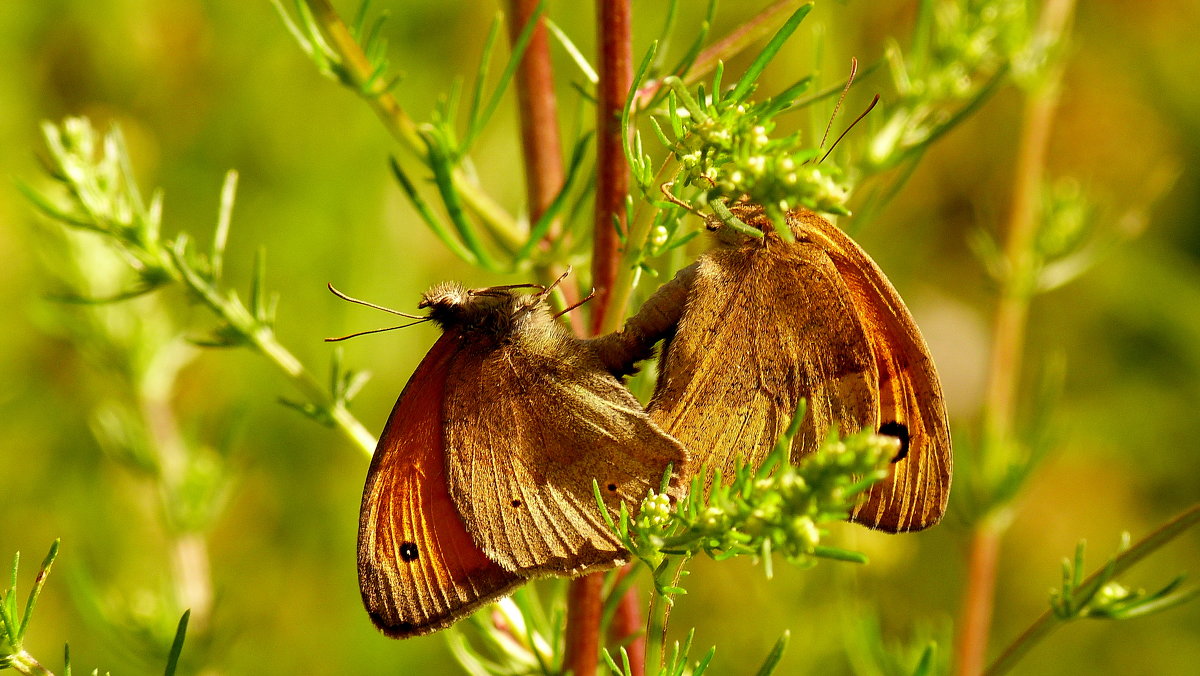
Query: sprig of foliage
272 0 396 95
274 0 567 276
608 426 891 582
602 629 788 676
23 119 233 668
591 402 894 671
0 542 192 676
864 0 1029 172
0 542 59 676
1051 537 1197 621
20 117 375 456
602 3 852 331
968 177 1106 305
448 591 565 676
663 7 850 216
634 5 850 219
986 504 1200 675
842 613 948 676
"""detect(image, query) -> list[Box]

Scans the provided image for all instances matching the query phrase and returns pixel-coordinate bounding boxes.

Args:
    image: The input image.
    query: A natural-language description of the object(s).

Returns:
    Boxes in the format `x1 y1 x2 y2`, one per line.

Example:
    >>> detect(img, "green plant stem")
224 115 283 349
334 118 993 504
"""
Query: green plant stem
644 580 668 673
6 651 54 676
299 0 521 250
985 503 1200 676
137 342 215 632
171 254 375 455
599 155 679 334
957 2 1076 674
253 324 378 455
643 559 684 673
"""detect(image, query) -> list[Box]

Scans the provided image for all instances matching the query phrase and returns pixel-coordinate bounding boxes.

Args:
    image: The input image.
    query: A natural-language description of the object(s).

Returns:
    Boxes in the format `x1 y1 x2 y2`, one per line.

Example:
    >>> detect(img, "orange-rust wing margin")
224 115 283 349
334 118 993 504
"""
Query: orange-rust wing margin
358 332 523 637
799 212 952 532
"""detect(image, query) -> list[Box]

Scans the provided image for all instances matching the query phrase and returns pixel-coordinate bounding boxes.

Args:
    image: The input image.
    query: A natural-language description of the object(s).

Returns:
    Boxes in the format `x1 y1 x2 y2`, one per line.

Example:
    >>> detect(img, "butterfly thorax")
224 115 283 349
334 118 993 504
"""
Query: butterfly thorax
420 284 518 335
419 283 571 356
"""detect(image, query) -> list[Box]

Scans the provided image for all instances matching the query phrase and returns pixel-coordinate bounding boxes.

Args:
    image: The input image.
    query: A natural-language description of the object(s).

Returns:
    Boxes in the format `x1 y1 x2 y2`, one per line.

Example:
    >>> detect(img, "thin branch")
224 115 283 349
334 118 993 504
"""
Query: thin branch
610 566 646 676
957 515 1006 676
985 504 1200 676
599 156 679 334
5 650 54 676
509 0 564 227
137 346 215 633
299 0 520 246
956 2 1077 674
563 3 634 672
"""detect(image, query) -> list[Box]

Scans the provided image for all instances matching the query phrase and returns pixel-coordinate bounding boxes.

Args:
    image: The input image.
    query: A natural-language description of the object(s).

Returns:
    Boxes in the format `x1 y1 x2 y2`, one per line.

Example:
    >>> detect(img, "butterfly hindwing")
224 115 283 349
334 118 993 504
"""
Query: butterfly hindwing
443 308 689 575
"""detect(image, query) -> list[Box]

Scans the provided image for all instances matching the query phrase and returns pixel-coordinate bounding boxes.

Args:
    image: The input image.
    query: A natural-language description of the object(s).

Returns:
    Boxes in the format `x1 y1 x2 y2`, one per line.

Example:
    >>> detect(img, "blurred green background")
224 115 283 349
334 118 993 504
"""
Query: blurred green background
2 1 1198 673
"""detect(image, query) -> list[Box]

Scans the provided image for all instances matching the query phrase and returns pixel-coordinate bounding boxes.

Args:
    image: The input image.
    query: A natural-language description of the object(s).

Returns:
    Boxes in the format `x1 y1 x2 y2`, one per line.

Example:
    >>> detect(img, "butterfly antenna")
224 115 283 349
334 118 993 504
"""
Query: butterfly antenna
325 321 429 342
473 282 544 296
554 287 595 319
818 57 859 152
546 265 572 294
819 93 879 164
327 283 425 319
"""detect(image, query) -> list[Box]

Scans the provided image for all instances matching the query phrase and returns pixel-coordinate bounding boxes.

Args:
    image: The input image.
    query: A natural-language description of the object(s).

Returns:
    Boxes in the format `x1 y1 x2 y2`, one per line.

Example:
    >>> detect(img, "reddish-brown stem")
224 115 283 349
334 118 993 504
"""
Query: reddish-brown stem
980 82 1059 444
563 2 633 674
589 0 632 335
508 0 564 221
955 77 1055 676
505 0 580 333
955 2 1076 674
611 566 646 676
957 518 1004 676
565 572 606 676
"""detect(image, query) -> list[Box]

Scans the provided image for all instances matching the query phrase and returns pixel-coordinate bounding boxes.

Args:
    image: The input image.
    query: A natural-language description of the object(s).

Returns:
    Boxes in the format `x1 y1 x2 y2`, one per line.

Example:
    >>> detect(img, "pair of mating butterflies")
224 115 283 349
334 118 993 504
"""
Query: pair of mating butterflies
355 204 952 638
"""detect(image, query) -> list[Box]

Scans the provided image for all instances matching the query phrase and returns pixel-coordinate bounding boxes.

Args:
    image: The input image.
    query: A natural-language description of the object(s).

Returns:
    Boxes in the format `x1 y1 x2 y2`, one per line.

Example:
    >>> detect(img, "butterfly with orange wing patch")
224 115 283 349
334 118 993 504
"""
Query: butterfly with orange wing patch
354 279 688 637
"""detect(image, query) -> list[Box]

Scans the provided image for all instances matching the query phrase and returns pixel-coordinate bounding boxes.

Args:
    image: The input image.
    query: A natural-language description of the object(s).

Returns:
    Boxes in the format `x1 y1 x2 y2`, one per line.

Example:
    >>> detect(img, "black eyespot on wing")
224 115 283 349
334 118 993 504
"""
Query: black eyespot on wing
878 421 910 463
607 483 618 492
399 542 419 562
511 499 522 507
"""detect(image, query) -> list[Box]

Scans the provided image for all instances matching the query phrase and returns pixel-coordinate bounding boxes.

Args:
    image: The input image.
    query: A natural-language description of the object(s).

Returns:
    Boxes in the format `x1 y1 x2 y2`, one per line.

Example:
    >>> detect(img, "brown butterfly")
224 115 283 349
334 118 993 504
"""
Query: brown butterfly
592 203 951 532
349 278 688 638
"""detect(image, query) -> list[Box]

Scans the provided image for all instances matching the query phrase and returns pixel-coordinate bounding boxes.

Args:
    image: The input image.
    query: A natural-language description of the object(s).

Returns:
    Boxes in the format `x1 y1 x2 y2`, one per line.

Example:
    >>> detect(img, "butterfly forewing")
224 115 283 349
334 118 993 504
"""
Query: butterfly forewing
358 332 523 637
444 310 689 575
